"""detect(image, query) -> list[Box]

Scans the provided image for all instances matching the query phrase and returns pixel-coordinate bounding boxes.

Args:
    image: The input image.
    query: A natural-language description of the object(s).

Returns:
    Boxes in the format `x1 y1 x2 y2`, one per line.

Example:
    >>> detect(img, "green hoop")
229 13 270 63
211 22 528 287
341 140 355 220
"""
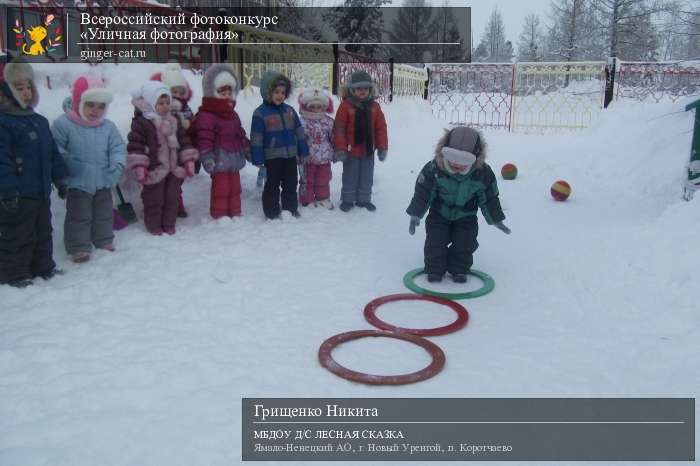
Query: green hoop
402 268 495 300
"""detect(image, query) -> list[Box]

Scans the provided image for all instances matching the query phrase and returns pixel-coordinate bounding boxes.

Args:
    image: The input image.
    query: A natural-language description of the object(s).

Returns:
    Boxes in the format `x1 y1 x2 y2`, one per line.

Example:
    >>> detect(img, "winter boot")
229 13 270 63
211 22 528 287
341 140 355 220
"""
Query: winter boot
99 243 115 252
356 201 376 212
427 273 443 283
318 199 334 210
71 252 90 263
290 209 301 218
177 196 188 218
8 278 33 288
39 268 65 281
340 202 354 212
451 273 468 283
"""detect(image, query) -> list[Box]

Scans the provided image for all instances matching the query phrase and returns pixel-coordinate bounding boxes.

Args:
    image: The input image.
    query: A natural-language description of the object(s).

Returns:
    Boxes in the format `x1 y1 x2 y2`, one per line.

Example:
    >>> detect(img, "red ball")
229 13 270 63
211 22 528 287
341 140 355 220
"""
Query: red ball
501 163 518 180
550 180 571 201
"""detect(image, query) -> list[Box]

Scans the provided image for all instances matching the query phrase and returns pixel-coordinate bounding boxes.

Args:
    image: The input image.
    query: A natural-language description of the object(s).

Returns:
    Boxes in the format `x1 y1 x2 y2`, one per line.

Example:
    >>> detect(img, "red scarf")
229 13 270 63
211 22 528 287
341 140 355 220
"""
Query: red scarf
199 97 236 119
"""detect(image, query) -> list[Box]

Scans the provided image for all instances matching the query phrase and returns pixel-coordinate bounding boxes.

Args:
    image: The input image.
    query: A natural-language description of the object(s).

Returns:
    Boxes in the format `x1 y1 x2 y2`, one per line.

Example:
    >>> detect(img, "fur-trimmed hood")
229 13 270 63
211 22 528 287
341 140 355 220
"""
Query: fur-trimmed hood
1 60 39 111
434 126 486 174
259 70 292 103
340 70 378 103
202 63 238 99
340 83 378 101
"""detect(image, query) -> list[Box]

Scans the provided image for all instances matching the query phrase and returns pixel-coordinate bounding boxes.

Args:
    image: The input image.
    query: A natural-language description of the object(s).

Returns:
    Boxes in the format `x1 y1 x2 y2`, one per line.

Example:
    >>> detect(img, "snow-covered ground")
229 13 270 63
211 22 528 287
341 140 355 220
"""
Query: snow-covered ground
1 64 698 465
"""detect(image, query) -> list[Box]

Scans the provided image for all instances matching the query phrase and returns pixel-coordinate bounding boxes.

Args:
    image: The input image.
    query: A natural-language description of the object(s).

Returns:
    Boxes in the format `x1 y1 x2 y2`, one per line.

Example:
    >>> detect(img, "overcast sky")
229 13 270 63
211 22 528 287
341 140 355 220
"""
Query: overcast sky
467 0 553 45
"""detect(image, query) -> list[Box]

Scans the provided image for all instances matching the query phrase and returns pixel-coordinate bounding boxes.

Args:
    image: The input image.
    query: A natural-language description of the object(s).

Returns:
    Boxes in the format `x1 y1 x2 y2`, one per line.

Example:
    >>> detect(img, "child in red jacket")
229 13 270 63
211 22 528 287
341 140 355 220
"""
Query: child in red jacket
190 64 250 219
333 71 388 212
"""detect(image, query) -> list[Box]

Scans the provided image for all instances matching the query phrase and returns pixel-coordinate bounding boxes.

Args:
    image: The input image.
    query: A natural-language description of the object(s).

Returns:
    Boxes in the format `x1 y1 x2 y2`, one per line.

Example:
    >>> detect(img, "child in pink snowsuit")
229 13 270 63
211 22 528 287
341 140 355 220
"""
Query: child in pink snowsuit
150 63 195 218
126 81 198 235
298 88 335 209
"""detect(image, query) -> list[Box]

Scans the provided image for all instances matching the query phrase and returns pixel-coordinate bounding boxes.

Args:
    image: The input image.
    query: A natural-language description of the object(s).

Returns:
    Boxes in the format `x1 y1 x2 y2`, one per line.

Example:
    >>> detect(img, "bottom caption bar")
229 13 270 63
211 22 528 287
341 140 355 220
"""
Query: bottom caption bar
242 398 694 461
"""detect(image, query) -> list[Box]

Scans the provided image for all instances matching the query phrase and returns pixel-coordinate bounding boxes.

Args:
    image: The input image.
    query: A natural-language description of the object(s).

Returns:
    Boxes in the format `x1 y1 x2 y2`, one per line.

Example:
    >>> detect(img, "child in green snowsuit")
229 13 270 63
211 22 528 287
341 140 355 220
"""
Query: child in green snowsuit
406 126 510 283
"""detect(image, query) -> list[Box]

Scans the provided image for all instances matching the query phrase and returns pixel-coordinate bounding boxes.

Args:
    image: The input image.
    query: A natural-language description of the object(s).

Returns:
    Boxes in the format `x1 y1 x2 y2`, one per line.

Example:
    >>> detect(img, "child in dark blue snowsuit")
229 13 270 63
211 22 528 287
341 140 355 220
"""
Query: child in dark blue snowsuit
0 61 68 288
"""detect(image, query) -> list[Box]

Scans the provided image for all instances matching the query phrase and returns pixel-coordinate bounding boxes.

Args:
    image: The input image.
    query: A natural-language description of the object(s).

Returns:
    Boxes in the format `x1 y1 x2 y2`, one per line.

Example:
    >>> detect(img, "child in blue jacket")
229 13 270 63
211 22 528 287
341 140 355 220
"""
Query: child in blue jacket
250 71 309 219
52 75 126 263
0 61 68 288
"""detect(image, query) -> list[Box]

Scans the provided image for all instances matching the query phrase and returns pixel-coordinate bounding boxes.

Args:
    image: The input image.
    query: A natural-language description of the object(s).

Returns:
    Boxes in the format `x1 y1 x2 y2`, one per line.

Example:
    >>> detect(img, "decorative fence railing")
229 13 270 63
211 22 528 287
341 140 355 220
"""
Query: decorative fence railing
511 61 605 133
615 61 700 103
429 60 700 133
429 63 514 129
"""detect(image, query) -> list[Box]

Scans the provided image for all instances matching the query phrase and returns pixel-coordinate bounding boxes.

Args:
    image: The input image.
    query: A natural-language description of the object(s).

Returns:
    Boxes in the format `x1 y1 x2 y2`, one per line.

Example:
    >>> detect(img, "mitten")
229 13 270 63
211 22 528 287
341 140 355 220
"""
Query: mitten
202 158 216 174
409 215 420 235
56 184 69 200
494 221 511 234
184 160 195 177
0 197 19 213
334 150 348 162
377 149 388 162
134 166 147 184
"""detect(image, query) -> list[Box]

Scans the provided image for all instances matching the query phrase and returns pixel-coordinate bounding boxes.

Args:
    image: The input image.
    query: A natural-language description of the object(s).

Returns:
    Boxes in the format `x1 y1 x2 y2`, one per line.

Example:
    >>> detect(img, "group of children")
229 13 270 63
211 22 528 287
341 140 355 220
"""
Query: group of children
0 59 509 289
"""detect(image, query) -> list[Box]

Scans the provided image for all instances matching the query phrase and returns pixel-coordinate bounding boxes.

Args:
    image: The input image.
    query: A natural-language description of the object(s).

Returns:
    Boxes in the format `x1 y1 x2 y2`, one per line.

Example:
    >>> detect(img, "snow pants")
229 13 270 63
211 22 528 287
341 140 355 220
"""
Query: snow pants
0 198 55 284
64 188 114 255
341 156 374 203
424 210 479 276
210 171 242 218
141 174 182 233
263 157 298 219
299 163 332 205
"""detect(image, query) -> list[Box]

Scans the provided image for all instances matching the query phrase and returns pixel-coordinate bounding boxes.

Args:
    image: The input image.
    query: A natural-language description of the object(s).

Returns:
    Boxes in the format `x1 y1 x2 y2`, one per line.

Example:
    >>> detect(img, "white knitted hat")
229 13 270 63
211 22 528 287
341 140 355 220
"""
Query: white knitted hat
160 63 187 89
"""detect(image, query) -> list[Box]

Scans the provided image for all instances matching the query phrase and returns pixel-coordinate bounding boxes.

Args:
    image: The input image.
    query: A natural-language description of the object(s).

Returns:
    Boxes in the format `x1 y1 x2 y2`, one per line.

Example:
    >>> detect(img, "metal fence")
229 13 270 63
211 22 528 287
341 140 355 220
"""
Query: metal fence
615 61 700 103
512 62 605 133
429 60 700 133
429 62 606 133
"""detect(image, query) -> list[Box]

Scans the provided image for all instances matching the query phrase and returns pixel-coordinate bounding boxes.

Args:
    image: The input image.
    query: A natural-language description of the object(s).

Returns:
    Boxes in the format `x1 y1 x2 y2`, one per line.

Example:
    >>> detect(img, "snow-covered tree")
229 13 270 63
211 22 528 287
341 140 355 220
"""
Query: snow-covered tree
589 0 661 59
616 7 659 60
387 0 435 62
517 14 544 61
323 0 390 56
274 0 324 42
472 41 488 62
684 4 700 59
428 2 466 62
474 7 513 62
545 0 602 61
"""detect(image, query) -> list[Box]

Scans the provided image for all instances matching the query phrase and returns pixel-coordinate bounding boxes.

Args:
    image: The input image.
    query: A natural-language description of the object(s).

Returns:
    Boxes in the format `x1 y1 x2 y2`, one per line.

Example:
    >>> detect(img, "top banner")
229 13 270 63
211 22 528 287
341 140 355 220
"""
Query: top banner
2 3 471 64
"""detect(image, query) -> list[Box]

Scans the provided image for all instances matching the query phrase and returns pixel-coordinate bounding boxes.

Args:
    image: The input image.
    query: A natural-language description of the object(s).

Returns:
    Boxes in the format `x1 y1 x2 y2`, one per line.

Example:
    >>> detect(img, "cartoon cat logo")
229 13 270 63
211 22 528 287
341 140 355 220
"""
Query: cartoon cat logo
14 15 62 56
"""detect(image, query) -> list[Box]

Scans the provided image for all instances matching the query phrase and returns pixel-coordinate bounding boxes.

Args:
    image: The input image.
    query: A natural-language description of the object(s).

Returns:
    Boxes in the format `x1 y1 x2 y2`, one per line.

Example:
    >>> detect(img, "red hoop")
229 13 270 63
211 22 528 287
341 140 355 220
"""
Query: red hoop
364 293 469 336
318 330 445 385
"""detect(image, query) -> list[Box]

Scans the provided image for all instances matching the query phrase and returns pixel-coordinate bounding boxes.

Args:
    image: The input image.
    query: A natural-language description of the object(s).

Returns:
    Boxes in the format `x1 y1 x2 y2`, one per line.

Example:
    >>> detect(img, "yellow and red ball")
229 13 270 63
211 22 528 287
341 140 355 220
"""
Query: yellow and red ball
550 180 571 201
501 163 518 180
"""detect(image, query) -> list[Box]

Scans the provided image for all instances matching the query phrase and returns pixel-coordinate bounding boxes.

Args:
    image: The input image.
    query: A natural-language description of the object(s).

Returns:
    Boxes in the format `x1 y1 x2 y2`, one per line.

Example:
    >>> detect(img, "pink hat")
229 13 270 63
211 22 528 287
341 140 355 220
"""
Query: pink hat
72 75 113 120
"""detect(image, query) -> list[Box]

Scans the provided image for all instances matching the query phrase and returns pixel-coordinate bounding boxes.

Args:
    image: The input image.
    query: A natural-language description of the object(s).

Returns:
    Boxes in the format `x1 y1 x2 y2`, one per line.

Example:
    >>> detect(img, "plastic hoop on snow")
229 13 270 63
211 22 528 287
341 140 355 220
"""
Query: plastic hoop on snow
318 330 445 385
364 293 469 336
402 268 495 300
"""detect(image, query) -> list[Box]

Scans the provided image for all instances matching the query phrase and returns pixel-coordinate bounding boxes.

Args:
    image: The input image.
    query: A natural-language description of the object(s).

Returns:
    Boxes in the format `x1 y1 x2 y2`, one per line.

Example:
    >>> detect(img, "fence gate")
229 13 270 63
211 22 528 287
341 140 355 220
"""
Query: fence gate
511 62 605 133
429 62 606 133
429 63 514 130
